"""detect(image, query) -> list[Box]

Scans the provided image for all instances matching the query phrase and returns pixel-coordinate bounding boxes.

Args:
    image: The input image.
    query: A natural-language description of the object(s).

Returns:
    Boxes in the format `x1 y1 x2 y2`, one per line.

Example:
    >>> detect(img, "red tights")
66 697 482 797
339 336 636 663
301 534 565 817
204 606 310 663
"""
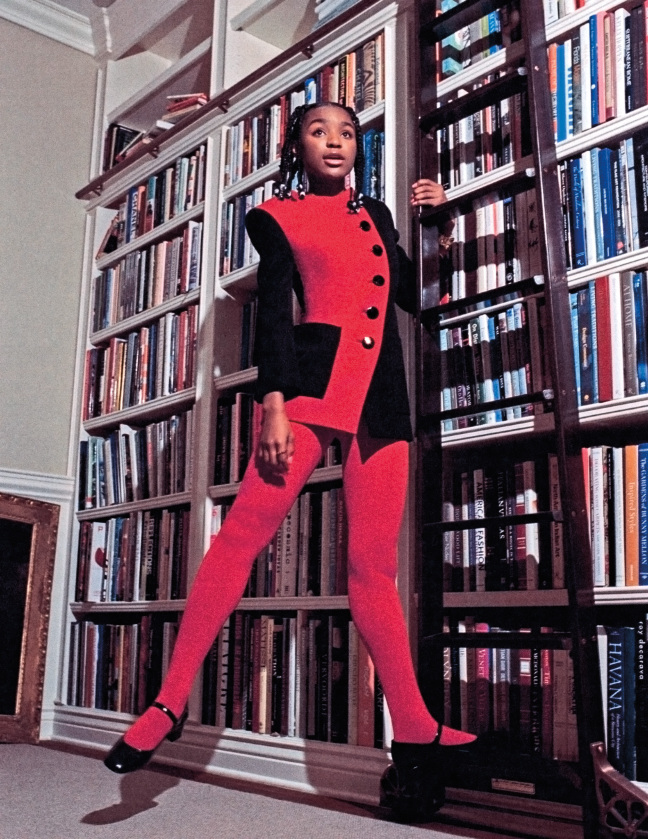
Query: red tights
124 421 474 749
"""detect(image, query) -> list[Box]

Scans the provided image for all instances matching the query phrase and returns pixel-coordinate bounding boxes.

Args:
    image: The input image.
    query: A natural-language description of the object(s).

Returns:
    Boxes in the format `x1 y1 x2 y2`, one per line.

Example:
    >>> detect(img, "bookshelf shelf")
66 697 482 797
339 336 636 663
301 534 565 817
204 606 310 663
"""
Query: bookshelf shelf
439 155 535 206
544 0 630 42
440 411 555 449
77 492 192 521
213 367 258 391
594 587 648 605
229 0 319 51
443 590 569 609
71 599 187 616
578 395 648 428
209 464 343 500
90 288 201 344
106 38 213 133
222 158 279 201
436 40 526 101
218 264 259 294
83 388 197 433
237 594 349 610
566 246 648 287
96 203 205 270
555 103 648 164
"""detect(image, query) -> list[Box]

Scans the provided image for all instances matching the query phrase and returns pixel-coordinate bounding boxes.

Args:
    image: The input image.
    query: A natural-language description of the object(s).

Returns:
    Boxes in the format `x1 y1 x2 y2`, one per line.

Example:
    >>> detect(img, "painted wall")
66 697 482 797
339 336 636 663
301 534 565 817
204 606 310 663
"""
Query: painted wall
0 17 96 477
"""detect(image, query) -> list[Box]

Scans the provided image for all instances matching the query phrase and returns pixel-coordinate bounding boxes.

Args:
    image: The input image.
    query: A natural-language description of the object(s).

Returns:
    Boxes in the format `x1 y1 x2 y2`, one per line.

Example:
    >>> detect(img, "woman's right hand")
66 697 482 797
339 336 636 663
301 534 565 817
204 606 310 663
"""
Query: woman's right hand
259 392 295 472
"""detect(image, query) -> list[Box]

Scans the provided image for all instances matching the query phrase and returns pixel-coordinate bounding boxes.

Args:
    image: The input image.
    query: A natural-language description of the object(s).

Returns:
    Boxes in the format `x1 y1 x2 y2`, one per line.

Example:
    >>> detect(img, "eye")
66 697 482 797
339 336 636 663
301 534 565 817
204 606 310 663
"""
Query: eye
311 128 325 136
342 131 354 139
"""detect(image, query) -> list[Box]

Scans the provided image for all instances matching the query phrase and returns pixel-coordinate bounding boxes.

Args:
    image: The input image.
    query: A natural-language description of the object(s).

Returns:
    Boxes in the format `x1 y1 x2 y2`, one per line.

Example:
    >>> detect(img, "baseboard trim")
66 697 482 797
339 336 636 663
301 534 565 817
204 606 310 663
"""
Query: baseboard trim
45 705 389 805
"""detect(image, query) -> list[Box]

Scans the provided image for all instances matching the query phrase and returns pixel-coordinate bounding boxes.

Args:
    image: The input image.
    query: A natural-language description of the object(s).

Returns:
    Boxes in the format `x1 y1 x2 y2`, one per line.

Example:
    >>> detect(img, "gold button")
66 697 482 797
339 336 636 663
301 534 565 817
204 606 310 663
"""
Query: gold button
361 336 375 349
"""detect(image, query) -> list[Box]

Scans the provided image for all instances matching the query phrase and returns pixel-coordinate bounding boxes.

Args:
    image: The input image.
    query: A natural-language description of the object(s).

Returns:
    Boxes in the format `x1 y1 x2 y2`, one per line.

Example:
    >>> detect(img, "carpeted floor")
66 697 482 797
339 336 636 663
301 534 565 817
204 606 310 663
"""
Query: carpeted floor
1 743 504 839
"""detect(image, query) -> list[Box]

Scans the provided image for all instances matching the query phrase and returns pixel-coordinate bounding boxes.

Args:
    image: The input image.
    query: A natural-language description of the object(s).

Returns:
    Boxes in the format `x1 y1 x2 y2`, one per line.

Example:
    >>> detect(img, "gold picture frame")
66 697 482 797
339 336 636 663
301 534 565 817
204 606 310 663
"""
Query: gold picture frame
0 492 59 743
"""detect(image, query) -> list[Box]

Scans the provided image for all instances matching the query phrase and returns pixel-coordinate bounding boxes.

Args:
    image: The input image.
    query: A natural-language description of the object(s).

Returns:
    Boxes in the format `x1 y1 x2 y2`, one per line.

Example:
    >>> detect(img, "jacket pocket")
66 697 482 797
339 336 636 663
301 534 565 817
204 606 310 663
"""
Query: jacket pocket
293 322 342 398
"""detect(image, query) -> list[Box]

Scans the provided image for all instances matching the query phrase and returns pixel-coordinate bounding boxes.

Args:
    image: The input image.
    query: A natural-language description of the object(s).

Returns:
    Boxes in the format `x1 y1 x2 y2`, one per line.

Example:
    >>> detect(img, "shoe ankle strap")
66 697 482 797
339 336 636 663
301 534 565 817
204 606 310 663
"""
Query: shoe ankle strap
151 701 180 727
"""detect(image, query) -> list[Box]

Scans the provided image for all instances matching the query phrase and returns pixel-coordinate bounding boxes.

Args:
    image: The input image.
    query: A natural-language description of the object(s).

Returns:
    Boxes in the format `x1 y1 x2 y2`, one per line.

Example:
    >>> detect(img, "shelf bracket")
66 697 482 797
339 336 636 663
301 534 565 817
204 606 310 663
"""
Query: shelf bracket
301 43 315 58
591 742 648 838
217 99 230 113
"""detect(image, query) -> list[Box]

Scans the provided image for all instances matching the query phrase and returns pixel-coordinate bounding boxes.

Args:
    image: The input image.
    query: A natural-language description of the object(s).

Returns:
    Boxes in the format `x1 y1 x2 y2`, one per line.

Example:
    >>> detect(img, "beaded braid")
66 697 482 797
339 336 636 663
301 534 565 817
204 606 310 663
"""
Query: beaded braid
273 102 365 212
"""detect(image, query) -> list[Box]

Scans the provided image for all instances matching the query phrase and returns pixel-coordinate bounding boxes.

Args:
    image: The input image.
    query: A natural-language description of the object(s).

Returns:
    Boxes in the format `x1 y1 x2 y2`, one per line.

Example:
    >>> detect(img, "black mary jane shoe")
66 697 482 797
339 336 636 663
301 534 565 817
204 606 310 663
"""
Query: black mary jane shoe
381 727 481 822
103 701 188 774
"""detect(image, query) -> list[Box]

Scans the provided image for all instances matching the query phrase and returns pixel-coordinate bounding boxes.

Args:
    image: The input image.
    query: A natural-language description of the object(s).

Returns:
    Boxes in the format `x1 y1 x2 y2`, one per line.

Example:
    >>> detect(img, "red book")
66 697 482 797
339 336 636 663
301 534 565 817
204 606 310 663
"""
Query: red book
475 622 491 735
595 276 613 401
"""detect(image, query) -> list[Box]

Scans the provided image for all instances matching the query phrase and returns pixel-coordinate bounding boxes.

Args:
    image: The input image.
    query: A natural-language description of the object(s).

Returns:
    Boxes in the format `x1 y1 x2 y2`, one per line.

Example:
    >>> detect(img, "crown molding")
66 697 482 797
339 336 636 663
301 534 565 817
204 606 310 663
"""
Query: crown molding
0 0 95 55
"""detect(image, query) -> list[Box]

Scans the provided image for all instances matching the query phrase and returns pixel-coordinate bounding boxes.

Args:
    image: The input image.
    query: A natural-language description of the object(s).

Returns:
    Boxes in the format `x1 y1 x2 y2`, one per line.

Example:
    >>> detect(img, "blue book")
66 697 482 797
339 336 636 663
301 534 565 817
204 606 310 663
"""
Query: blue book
487 12 501 54
569 158 587 267
639 444 648 586
598 147 616 260
633 272 648 394
589 280 599 403
556 43 567 142
624 626 637 779
636 617 648 777
590 148 605 262
570 291 582 404
606 626 625 772
589 15 599 126
363 128 377 197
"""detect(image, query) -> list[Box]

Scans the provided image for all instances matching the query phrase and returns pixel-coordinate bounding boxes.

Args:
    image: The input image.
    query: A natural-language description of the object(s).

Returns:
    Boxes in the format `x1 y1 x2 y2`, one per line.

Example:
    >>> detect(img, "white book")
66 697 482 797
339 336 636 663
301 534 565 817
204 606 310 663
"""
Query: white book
287 616 297 737
597 625 608 744
86 520 107 601
590 446 606 586
523 460 539 590
544 0 559 23
615 9 629 119
580 150 597 265
475 199 488 293
494 198 505 288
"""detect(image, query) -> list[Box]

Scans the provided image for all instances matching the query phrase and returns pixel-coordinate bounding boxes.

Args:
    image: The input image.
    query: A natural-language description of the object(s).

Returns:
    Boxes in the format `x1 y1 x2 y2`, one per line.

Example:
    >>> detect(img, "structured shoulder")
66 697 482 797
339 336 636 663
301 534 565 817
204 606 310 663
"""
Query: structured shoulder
244 204 293 255
362 197 400 243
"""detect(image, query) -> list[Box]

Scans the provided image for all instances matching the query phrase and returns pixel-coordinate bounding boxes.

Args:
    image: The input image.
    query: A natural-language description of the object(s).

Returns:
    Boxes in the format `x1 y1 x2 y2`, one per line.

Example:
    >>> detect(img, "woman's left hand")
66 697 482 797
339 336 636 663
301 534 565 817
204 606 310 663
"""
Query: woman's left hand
410 179 455 255
410 179 448 208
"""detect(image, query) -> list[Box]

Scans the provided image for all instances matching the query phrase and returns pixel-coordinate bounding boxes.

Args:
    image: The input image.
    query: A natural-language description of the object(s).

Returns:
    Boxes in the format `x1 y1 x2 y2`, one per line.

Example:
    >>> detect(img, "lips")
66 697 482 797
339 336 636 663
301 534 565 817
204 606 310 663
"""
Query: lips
323 154 345 165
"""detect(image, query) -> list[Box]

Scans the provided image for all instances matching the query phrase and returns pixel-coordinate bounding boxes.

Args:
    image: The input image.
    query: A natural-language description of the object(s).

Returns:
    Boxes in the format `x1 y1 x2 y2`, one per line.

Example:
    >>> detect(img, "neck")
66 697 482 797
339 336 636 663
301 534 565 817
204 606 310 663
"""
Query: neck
306 176 347 196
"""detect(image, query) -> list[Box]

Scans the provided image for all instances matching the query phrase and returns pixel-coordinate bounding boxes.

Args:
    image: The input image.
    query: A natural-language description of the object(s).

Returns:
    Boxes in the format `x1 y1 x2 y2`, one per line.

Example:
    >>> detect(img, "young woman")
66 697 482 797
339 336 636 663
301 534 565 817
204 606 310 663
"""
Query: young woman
104 101 474 808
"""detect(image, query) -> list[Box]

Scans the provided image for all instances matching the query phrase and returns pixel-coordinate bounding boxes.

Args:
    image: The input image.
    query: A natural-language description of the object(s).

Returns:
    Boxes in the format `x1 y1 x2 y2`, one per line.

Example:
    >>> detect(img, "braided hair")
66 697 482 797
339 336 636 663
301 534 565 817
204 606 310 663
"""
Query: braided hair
273 102 365 212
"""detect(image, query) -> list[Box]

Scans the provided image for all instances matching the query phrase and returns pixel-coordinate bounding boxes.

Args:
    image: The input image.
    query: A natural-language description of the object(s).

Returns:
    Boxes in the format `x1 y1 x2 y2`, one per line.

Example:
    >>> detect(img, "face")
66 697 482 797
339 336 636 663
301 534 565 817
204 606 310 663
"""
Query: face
299 105 357 188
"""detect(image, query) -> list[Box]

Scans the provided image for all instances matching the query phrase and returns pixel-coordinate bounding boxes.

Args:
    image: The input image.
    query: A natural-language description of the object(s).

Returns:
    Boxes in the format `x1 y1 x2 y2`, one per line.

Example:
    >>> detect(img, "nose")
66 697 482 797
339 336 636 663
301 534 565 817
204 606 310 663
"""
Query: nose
326 133 342 147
